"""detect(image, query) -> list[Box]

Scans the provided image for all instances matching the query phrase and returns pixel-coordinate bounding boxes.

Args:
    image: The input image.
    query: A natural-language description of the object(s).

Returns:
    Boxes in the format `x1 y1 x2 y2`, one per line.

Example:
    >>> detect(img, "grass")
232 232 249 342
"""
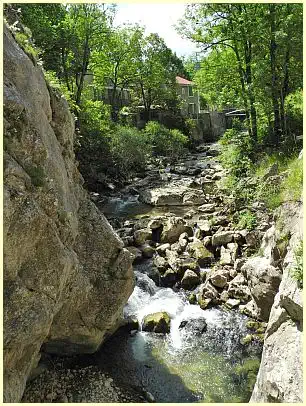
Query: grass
14 32 39 62
290 241 303 288
254 152 290 178
254 155 302 211
281 157 303 202
234 209 257 231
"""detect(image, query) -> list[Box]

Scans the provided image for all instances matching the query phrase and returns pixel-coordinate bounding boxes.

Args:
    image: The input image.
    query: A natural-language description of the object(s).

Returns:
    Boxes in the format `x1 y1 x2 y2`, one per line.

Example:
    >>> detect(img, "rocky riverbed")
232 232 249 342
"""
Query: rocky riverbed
23 142 285 402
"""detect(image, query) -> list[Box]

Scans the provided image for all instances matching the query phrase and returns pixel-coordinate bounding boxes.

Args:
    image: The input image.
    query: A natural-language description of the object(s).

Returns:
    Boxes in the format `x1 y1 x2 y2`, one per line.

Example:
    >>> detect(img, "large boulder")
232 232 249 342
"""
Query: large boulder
194 220 211 239
211 231 235 246
179 318 207 335
227 273 250 301
182 190 206 206
241 257 282 321
160 269 177 287
139 185 186 206
211 270 228 288
142 312 171 333
187 241 214 267
3 25 134 402
181 270 200 290
134 228 152 246
161 216 192 244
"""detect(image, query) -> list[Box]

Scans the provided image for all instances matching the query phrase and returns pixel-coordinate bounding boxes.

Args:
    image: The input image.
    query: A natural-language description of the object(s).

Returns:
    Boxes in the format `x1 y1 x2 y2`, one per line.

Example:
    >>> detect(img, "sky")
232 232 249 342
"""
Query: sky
113 3 199 57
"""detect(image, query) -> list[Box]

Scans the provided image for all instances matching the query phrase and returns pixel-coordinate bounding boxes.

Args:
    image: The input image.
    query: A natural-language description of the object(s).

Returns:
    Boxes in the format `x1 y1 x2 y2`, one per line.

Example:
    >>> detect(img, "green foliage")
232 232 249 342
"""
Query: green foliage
14 32 39 61
26 165 46 187
255 156 302 209
234 210 257 231
281 157 303 202
80 99 112 137
110 126 151 177
290 241 303 288
194 48 242 110
219 122 253 178
44 70 77 111
177 3 302 144
285 89 303 122
143 121 188 160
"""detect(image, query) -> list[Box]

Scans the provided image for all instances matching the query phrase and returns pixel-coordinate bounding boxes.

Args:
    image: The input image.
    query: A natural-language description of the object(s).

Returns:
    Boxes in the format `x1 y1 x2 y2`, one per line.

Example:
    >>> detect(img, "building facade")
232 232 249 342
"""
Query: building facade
176 76 201 118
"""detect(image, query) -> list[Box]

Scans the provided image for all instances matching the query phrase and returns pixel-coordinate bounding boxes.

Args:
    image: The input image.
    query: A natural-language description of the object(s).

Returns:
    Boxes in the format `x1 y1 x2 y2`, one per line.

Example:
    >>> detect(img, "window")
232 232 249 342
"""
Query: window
188 86 193 96
188 104 195 114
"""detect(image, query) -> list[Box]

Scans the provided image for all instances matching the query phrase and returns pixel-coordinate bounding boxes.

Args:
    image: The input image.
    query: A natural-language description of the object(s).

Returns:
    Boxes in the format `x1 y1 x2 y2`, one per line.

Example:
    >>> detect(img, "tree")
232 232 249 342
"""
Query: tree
177 3 303 149
90 24 144 121
134 33 180 121
15 3 115 116
193 48 242 110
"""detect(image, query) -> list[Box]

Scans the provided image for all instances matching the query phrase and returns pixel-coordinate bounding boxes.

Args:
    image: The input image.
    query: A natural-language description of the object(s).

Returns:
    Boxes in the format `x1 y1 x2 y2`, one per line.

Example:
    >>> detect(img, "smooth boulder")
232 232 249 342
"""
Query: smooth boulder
142 312 171 333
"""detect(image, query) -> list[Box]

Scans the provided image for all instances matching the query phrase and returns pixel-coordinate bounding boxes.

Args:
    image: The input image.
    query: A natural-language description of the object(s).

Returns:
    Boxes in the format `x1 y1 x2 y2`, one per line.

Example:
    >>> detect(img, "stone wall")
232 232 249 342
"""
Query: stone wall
3 25 134 402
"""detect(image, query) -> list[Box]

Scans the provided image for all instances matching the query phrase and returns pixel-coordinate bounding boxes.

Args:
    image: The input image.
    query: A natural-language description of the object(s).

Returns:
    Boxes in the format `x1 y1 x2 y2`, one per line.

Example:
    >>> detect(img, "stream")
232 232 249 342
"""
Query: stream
92 143 263 403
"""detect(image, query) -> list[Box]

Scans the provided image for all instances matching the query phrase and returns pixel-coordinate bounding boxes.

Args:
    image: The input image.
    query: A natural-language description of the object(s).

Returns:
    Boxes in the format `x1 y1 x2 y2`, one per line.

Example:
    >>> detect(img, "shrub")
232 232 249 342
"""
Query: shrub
110 125 151 178
219 121 253 178
234 209 257 231
14 31 39 62
76 100 114 185
281 157 303 202
255 156 302 209
290 241 303 288
44 70 77 112
143 121 188 160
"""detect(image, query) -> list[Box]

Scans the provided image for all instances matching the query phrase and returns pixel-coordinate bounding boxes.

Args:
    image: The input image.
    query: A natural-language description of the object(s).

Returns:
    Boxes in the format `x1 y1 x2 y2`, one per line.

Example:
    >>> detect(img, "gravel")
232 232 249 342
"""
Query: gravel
22 362 146 403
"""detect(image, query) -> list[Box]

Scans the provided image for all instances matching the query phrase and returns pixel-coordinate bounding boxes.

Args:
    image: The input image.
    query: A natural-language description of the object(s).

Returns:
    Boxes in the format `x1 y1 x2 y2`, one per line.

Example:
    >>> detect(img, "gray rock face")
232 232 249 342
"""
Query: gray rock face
3 26 134 402
211 231 235 246
251 201 303 403
210 270 228 288
161 216 192 244
242 257 282 321
181 269 200 290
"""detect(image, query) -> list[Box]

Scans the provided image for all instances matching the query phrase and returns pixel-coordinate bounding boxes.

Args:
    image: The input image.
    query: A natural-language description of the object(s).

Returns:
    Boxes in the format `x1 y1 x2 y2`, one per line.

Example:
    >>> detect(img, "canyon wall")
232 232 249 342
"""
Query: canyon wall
3 25 134 402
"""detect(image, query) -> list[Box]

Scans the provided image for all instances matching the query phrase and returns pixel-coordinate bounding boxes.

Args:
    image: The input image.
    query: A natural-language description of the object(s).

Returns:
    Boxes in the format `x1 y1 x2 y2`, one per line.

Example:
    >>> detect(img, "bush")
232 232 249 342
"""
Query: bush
219 121 253 178
143 121 188 160
234 209 257 231
14 31 39 62
76 100 114 186
110 126 151 178
255 156 302 209
281 157 303 202
26 165 46 187
290 241 303 288
44 70 77 112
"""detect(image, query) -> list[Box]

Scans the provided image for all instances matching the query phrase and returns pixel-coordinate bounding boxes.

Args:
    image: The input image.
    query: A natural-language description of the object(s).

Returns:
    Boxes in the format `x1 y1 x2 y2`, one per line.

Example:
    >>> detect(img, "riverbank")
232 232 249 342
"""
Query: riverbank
22 142 268 402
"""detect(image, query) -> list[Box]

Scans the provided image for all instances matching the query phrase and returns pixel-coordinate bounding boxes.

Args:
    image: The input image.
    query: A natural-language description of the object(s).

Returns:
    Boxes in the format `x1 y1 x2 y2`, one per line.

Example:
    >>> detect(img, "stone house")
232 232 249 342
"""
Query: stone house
176 76 201 118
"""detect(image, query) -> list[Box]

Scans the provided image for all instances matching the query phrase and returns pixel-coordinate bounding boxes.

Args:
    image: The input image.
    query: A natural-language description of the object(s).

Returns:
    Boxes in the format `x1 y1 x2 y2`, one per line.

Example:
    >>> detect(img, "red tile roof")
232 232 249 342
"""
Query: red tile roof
176 76 193 85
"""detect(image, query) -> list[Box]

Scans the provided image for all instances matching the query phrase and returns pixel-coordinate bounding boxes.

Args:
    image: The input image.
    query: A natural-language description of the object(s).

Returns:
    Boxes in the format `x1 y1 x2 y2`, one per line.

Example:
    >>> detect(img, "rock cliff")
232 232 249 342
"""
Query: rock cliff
3 25 134 402
250 201 303 402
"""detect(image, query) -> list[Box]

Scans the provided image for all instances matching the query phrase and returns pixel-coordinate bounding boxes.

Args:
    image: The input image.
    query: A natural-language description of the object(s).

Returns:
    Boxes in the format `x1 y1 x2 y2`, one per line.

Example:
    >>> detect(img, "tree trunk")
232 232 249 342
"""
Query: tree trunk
244 40 257 146
280 47 290 137
269 4 281 145
75 34 90 112
61 47 71 92
233 43 251 136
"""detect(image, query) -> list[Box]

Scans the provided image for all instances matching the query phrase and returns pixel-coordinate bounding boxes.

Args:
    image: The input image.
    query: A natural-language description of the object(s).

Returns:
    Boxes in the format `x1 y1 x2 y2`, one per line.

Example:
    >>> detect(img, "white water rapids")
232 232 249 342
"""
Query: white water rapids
124 271 248 356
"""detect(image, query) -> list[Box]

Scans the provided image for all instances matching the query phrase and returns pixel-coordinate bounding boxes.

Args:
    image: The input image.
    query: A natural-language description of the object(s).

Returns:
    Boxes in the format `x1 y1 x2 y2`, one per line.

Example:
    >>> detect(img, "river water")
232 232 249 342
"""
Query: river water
94 147 263 402
94 264 262 403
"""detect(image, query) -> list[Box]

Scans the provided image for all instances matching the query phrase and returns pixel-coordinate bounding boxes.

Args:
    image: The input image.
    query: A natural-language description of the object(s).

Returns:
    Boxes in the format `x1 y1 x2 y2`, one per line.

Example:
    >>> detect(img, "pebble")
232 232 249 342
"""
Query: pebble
22 363 143 403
